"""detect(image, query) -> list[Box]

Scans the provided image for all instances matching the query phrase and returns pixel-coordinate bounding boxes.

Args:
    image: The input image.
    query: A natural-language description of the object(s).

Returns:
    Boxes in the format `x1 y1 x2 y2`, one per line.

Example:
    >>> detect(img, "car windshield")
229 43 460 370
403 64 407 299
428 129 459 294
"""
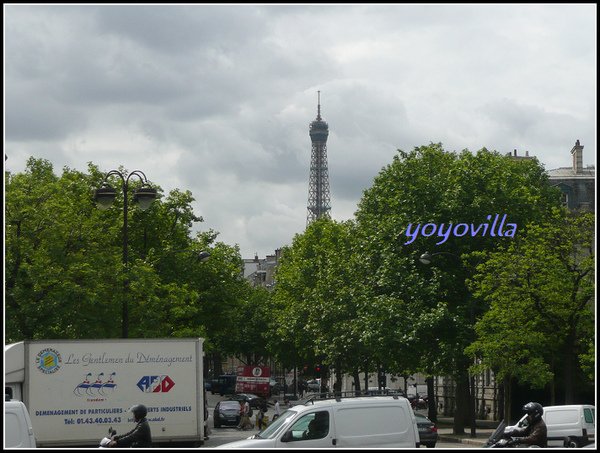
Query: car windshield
254 410 297 439
220 401 240 409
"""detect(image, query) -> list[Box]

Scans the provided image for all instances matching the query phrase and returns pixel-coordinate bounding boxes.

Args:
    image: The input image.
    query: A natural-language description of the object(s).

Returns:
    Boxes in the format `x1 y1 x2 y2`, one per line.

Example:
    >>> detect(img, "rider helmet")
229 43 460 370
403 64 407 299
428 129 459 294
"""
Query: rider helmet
522 402 543 423
130 404 148 421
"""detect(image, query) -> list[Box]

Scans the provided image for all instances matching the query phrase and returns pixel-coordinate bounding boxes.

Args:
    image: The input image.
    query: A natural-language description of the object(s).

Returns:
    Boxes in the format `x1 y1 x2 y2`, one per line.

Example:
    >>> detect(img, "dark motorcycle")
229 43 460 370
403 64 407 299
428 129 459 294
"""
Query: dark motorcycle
484 416 539 448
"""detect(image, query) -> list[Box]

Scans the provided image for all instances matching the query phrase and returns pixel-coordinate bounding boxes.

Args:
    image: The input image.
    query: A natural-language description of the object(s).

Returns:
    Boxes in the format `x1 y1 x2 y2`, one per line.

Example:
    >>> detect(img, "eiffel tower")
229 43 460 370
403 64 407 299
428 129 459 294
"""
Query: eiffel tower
306 91 331 225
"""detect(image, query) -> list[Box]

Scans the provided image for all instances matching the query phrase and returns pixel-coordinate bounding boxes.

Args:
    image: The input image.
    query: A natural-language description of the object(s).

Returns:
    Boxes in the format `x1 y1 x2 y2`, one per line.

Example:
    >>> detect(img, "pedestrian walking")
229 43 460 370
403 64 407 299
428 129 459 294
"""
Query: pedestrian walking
256 405 267 430
238 400 253 430
273 399 281 420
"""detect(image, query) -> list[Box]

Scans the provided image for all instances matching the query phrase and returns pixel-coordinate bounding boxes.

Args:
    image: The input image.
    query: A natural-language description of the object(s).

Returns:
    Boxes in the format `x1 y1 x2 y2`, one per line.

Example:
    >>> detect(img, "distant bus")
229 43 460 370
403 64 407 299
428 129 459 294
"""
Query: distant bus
211 374 237 395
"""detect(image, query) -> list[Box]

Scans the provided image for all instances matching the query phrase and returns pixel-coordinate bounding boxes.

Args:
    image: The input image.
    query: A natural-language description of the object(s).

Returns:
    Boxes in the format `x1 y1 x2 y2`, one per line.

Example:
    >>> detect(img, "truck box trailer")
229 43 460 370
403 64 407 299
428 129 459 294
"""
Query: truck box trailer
4 338 205 447
235 365 271 397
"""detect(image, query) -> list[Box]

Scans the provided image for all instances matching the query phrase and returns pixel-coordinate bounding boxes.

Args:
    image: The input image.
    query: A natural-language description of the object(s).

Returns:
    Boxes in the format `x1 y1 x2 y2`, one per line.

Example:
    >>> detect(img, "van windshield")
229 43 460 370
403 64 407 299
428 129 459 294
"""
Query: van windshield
255 410 296 439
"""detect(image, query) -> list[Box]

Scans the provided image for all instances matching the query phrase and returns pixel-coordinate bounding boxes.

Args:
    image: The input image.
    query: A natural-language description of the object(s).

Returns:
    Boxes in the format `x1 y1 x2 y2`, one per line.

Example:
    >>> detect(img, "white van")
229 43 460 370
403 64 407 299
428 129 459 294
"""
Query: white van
4 399 37 448
217 395 420 448
543 404 595 448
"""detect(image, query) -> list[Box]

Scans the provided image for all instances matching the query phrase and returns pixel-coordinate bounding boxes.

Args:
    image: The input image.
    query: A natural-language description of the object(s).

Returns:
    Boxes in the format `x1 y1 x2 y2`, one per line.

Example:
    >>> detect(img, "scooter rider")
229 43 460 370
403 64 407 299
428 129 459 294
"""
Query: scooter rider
510 402 547 448
108 404 152 448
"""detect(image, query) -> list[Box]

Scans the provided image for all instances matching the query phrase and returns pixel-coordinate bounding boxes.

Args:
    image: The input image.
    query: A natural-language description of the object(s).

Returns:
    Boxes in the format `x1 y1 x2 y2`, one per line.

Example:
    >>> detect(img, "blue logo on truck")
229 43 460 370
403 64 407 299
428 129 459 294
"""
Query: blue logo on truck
74 372 117 397
36 348 62 374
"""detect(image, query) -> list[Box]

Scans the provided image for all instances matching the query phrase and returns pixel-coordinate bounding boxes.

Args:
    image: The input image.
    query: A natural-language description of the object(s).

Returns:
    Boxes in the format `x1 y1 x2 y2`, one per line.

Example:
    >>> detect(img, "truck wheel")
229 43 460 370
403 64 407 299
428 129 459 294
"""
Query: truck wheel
565 437 579 448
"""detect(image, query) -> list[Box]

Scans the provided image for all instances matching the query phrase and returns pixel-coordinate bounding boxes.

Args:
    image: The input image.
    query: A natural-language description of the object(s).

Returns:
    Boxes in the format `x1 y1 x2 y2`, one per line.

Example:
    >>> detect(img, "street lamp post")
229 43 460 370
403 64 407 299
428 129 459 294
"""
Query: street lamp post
156 249 211 263
95 170 157 338
419 251 477 438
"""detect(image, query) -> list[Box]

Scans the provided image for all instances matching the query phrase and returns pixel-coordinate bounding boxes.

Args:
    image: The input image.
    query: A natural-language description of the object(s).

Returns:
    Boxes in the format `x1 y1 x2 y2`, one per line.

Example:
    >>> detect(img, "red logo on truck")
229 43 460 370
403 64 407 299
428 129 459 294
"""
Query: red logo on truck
137 375 175 393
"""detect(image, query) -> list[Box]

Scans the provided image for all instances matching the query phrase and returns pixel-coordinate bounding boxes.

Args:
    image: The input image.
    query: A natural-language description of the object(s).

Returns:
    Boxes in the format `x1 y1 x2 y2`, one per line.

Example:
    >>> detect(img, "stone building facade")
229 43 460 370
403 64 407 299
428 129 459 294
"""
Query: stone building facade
547 140 595 211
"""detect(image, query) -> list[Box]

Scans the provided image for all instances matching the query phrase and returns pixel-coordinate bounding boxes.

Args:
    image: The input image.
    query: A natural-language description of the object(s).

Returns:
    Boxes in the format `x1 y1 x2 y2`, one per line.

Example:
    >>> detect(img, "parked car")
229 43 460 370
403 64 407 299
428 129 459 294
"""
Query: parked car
306 379 321 392
228 393 267 409
367 387 405 397
287 394 328 407
214 400 241 428
270 378 283 395
414 412 438 448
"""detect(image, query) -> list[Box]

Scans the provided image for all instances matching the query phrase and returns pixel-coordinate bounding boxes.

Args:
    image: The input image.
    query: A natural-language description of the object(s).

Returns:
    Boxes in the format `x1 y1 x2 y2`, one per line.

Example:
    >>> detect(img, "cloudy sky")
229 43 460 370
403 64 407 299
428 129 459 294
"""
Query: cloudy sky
4 4 596 258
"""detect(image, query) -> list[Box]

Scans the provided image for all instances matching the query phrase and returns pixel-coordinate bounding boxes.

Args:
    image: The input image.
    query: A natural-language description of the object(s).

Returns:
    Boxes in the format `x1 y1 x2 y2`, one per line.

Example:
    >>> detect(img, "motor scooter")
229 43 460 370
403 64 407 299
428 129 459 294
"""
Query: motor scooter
99 427 117 448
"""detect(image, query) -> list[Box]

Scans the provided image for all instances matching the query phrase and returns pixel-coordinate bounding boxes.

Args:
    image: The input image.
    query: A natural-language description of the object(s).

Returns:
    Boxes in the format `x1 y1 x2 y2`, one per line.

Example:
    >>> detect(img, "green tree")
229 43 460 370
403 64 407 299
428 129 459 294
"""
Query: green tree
272 219 376 390
467 208 595 412
6 158 120 340
354 143 561 432
5 158 250 355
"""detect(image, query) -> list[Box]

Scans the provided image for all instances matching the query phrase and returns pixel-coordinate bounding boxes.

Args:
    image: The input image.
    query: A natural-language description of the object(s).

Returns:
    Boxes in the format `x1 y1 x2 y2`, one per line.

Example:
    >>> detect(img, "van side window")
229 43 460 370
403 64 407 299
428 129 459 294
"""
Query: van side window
583 408 594 424
288 411 329 441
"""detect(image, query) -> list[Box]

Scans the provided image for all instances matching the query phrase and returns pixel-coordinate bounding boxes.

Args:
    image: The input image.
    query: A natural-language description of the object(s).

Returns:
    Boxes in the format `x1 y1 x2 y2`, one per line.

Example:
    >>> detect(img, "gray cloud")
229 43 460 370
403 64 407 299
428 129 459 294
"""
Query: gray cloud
4 4 596 258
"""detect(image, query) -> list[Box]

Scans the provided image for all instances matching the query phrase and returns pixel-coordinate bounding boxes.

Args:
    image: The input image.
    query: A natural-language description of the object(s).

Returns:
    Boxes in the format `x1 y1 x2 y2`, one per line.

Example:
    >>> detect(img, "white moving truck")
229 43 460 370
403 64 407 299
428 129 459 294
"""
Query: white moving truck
4 338 205 447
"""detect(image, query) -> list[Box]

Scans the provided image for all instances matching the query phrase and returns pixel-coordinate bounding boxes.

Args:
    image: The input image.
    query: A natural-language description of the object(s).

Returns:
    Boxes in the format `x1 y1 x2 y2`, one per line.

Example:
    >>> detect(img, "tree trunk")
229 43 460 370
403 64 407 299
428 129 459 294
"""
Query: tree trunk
213 352 223 376
479 382 488 419
334 361 343 392
549 356 556 405
564 334 575 403
453 373 469 434
426 376 437 423
503 376 512 424
549 378 556 406
353 369 361 395
496 377 503 421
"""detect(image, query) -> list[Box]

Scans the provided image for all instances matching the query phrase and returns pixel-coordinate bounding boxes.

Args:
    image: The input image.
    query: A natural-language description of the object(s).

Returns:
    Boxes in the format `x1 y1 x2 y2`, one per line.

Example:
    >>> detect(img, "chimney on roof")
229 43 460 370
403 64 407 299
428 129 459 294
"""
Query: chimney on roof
571 140 584 174
514 149 517 157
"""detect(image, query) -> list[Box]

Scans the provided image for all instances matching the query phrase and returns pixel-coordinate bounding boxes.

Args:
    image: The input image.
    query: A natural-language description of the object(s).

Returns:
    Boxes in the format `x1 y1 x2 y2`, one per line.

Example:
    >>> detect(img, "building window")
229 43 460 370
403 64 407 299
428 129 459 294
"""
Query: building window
560 191 569 207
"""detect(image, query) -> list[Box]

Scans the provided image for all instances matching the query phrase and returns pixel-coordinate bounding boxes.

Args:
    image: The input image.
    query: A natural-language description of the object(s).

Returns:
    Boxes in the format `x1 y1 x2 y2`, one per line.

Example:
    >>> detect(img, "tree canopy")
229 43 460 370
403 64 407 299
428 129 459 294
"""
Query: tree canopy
5 158 264 364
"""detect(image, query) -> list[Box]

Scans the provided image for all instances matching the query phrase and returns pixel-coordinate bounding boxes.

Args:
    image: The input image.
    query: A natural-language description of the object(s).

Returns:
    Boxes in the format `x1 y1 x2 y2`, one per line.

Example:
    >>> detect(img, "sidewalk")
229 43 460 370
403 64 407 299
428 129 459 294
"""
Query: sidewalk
435 417 497 446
